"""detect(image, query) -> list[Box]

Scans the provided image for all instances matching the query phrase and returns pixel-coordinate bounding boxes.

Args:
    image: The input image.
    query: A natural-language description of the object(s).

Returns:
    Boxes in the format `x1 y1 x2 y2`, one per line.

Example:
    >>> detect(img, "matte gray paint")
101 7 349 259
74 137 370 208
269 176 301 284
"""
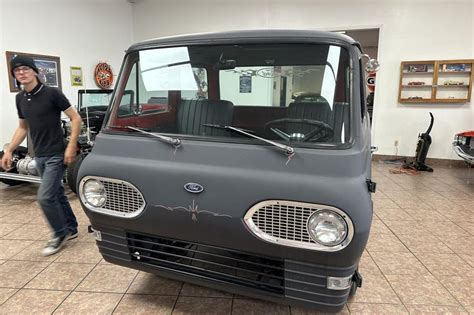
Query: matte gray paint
78 30 373 310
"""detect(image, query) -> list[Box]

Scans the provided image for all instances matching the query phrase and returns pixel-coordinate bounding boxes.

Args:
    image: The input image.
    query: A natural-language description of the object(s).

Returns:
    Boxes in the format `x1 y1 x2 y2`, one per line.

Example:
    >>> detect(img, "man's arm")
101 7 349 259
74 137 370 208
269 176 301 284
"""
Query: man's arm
1 119 28 170
63 106 82 165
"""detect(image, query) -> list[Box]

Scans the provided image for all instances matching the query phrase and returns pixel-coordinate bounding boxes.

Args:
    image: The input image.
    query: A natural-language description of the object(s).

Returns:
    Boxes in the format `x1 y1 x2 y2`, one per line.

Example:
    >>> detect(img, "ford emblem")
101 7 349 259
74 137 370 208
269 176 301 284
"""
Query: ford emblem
184 183 204 194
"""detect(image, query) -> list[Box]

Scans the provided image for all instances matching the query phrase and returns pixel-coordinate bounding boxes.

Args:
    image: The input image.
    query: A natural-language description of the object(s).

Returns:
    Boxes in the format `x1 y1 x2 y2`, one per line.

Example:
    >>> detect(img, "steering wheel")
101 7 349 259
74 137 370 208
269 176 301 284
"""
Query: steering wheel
265 118 334 142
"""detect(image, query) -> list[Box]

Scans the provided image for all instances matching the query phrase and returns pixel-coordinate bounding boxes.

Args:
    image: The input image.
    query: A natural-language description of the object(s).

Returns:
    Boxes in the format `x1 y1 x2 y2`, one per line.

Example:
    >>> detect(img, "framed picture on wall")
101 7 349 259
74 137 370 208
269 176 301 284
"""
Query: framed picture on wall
239 75 252 93
5 51 62 92
70 66 83 86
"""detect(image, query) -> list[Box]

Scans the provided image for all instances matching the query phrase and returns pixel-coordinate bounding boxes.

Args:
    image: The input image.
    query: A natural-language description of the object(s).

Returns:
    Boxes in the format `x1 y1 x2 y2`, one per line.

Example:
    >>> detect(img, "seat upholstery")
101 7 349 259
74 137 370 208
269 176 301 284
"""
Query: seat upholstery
286 100 349 142
286 101 332 135
177 99 234 136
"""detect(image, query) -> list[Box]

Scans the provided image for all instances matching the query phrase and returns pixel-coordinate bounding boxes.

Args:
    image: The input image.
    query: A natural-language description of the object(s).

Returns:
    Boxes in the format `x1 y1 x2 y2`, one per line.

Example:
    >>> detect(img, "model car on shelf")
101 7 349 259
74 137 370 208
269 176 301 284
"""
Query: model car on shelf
408 96 424 99
407 81 426 85
407 64 428 72
443 80 465 86
76 30 379 312
441 64 467 72
453 130 474 164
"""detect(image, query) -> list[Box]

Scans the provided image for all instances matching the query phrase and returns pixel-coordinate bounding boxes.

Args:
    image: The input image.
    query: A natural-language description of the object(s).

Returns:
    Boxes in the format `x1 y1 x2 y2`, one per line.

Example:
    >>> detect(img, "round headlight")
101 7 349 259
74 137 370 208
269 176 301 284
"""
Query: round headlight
307 210 348 246
83 179 107 207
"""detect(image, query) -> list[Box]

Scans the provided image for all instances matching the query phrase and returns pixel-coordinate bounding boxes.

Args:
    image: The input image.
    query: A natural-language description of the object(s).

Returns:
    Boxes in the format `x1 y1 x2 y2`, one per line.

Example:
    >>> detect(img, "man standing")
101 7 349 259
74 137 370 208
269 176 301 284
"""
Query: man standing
1 55 82 256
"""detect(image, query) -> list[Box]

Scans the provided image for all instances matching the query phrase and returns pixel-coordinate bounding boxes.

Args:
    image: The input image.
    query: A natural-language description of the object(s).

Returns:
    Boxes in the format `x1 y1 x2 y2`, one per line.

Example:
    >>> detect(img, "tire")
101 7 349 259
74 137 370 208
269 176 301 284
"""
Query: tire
0 147 28 186
66 154 85 193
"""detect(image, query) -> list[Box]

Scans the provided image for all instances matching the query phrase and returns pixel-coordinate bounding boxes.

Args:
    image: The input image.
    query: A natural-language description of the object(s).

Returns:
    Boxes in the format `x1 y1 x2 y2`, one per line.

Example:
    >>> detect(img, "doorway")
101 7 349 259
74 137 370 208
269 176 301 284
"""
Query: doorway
337 29 379 121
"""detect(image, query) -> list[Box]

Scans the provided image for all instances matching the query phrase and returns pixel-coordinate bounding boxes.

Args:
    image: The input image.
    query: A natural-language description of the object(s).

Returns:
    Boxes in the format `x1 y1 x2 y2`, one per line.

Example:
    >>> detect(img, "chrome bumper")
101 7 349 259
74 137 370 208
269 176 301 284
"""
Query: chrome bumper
452 142 474 164
0 172 41 183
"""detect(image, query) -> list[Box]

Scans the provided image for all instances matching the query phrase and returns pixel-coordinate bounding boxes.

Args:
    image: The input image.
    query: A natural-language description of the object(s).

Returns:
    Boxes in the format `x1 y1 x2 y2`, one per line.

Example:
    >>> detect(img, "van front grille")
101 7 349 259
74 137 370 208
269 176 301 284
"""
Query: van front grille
244 200 353 251
251 202 316 243
79 176 145 218
103 181 144 214
126 233 285 295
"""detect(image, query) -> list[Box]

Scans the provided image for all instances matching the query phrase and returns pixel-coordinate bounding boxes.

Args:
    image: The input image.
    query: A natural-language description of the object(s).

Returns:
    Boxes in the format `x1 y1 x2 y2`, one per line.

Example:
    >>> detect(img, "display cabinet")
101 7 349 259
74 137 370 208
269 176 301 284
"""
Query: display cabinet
399 59 473 103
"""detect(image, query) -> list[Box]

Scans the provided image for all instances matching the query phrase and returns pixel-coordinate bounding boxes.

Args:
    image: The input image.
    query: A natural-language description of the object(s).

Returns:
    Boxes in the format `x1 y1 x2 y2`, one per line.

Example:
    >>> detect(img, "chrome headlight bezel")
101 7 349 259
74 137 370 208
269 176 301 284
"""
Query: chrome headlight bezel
81 178 107 208
307 209 349 247
78 176 146 218
244 200 355 252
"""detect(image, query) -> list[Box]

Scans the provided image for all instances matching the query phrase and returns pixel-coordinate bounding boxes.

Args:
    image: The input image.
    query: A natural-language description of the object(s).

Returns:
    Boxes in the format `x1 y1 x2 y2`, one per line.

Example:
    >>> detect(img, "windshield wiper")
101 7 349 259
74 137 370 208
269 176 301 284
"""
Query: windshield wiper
127 126 181 148
203 124 294 156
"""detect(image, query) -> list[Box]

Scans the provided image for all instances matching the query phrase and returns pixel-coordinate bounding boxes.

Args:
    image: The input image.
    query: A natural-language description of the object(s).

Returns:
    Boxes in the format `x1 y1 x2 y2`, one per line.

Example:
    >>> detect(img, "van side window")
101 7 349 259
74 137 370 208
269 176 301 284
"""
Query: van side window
118 62 138 117
118 61 170 118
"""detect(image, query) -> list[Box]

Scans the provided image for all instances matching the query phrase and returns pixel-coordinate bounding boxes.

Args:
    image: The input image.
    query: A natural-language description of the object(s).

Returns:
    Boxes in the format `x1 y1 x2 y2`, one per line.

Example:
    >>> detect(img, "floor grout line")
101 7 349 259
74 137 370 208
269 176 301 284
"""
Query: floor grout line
0 165 472 313
110 268 141 314
375 194 469 310
50 252 103 314
171 282 185 314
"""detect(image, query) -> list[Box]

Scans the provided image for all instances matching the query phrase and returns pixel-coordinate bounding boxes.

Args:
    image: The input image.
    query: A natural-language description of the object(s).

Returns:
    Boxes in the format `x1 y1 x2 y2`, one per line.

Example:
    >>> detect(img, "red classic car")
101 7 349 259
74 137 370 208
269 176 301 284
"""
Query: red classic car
453 130 474 164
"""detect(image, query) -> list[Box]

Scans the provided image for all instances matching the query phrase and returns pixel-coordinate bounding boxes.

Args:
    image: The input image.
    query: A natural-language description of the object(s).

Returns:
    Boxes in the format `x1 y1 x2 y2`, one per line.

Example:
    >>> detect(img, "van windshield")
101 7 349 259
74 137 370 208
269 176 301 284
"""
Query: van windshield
107 44 352 146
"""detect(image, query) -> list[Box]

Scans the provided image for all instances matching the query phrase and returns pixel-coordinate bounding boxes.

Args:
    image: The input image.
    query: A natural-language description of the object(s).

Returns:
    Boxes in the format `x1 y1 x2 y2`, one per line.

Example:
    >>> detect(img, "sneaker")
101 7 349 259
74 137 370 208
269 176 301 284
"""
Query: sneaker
68 230 79 240
42 234 68 257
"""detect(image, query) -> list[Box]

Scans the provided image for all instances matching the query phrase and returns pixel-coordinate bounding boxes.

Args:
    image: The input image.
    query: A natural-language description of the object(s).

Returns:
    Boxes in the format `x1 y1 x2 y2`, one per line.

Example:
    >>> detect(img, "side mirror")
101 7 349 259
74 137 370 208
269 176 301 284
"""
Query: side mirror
133 104 143 116
361 54 380 73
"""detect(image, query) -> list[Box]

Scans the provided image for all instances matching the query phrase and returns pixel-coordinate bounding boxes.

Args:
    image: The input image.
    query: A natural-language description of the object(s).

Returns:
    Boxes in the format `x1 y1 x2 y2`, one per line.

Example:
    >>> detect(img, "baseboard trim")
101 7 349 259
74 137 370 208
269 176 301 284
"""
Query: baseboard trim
372 154 471 168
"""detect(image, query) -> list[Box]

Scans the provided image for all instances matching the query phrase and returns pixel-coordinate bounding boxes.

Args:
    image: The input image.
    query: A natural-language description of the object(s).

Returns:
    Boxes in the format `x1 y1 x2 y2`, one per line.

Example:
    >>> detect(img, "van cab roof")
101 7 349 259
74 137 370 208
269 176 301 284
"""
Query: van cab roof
127 29 360 53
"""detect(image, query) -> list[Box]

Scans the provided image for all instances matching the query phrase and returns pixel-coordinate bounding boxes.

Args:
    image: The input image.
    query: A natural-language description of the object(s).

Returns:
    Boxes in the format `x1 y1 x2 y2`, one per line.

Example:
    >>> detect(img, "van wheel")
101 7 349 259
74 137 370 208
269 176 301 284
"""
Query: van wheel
66 154 85 193
0 149 26 186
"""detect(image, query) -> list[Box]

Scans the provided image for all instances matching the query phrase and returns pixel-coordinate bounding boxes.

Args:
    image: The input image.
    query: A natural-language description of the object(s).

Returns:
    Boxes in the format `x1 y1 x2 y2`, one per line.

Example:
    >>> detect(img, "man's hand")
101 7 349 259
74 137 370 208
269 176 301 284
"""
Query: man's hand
63 106 81 165
1 150 13 171
64 144 77 165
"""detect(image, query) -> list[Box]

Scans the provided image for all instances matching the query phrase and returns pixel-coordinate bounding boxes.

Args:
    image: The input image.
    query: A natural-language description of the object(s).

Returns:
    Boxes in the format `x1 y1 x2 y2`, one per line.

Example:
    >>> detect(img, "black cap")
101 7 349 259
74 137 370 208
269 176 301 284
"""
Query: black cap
10 55 39 77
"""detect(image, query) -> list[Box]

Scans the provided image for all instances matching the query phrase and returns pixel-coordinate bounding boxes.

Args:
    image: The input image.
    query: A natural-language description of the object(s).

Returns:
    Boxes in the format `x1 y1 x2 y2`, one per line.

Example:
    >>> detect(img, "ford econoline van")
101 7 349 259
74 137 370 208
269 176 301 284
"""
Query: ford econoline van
78 30 377 312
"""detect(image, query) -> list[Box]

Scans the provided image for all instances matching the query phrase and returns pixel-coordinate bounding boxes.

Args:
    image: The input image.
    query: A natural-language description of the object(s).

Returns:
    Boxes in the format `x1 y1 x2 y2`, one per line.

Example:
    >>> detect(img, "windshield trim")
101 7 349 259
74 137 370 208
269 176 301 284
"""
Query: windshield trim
103 128 353 150
106 41 358 150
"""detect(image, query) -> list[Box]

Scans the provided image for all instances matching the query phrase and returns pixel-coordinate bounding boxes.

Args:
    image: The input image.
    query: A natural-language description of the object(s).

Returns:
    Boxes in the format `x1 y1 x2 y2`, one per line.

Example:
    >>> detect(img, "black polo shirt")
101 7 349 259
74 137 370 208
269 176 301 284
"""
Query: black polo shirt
16 83 71 157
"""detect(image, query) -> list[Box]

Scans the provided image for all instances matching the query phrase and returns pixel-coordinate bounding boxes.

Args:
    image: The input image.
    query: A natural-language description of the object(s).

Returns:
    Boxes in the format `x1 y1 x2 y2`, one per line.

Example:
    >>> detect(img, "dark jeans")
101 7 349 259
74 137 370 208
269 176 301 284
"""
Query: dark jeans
35 154 78 238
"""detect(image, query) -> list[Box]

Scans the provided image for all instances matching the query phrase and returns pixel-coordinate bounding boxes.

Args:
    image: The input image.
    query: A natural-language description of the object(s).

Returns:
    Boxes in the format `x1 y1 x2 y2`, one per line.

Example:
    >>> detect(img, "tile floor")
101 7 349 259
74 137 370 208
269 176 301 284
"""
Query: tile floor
0 162 472 314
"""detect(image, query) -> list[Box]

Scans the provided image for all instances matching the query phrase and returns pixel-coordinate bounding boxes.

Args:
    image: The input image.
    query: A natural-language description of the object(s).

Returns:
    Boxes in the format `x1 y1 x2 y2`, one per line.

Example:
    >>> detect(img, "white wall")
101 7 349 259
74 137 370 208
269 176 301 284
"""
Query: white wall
0 0 133 146
131 0 474 160
220 68 273 106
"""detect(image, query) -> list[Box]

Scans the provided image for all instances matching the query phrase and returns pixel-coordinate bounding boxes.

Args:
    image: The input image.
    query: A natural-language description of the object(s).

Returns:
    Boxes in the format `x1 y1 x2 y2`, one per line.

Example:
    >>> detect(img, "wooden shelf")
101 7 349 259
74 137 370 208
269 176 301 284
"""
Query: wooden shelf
436 85 468 88
402 85 432 88
439 71 471 74
399 59 473 104
434 98 469 103
399 98 434 103
400 98 469 103
402 71 434 75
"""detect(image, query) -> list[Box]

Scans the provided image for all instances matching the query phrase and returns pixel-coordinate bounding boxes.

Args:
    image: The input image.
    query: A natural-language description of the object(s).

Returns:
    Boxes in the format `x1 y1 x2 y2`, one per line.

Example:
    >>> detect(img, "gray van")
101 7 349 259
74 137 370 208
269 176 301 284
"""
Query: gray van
78 30 377 312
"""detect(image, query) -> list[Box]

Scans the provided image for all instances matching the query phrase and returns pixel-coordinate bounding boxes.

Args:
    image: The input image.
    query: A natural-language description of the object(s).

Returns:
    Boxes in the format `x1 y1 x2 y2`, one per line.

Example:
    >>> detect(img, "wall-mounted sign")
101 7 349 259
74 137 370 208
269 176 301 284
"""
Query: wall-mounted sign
70 66 83 86
94 62 113 89
367 72 376 92
239 75 252 93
